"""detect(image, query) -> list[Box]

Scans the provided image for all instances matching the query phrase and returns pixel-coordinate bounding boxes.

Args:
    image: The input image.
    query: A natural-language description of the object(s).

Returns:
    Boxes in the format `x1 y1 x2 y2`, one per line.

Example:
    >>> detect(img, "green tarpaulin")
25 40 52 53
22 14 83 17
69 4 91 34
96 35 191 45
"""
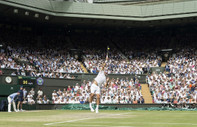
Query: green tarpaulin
61 104 197 111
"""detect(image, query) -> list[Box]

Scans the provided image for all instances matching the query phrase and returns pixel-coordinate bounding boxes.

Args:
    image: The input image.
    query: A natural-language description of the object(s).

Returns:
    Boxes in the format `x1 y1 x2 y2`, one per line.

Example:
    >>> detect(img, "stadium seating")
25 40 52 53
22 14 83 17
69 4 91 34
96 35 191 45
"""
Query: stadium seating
147 48 197 105
0 21 196 105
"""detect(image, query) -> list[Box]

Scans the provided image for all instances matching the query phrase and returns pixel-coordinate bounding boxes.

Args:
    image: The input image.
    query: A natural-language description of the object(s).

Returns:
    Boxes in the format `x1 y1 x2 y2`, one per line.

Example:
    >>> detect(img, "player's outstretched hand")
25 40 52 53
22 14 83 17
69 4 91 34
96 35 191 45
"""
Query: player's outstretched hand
107 77 110 82
106 54 109 61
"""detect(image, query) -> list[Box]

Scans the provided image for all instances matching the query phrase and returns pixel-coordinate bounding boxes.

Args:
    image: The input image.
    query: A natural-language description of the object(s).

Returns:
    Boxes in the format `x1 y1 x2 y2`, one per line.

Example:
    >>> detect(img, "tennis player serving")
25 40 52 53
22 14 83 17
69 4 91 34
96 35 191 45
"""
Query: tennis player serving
89 52 109 113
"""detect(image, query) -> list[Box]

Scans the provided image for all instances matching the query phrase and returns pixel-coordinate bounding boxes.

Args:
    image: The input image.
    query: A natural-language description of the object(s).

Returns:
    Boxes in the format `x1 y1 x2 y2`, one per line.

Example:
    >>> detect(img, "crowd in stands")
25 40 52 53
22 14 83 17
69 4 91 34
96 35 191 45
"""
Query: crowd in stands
84 49 161 74
23 88 50 105
51 77 144 104
147 48 197 105
14 47 197 106
0 41 163 77
0 44 83 78
3 24 189 77
0 22 197 107
0 25 85 78
69 32 162 74
18 77 144 105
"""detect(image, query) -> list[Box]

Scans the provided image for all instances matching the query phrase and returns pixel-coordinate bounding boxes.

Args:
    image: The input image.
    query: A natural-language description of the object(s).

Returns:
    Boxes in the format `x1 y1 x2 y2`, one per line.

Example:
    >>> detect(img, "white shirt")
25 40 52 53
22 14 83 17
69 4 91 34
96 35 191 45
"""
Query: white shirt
37 90 43 96
94 70 106 86
27 95 33 102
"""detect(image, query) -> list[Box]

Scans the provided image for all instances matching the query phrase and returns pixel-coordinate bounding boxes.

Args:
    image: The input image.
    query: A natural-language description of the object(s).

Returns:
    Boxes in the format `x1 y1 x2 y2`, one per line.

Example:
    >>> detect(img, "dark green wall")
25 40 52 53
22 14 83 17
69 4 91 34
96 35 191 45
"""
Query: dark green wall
0 73 146 98
0 75 18 85
71 73 146 83
35 103 197 110
0 75 81 97
0 76 19 96
149 67 165 74
35 78 81 98
1 68 16 75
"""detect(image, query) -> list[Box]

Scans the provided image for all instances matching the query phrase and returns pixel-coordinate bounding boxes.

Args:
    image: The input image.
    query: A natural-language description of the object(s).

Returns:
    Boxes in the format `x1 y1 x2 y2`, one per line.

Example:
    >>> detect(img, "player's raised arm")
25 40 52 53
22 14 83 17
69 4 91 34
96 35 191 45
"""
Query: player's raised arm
101 53 108 71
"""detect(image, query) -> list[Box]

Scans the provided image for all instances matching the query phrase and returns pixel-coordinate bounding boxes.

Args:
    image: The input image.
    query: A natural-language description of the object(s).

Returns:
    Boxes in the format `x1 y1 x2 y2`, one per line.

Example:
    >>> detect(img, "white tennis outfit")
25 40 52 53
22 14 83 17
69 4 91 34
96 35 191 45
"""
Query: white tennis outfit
91 70 106 94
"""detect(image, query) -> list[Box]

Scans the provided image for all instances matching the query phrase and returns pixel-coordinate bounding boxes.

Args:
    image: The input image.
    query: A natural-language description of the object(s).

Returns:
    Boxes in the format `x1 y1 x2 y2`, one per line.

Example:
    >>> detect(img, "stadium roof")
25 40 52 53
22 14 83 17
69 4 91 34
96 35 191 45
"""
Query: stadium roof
0 0 197 27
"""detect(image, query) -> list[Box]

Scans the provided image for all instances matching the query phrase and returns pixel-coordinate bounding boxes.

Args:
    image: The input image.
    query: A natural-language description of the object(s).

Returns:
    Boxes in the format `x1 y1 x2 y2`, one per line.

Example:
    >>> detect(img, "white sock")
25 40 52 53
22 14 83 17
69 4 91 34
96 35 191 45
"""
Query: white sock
96 105 99 110
89 103 92 108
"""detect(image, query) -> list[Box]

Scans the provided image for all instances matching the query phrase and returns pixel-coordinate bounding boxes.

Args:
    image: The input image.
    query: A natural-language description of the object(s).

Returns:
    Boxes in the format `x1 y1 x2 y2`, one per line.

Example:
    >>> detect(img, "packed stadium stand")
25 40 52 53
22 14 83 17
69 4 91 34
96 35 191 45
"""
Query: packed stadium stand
0 20 196 105
0 0 196 109
148 48 197 104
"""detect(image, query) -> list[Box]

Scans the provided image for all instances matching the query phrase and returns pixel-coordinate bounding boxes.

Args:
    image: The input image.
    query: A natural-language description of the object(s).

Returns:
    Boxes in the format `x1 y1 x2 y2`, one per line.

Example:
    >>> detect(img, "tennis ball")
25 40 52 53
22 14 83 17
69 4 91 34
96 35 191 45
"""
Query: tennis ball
108 47 110 50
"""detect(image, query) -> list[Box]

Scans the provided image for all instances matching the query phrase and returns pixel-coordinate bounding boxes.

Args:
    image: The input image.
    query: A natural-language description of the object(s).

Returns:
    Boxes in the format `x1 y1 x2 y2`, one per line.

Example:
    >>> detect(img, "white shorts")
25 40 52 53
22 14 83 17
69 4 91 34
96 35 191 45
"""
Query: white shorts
90 83 100 94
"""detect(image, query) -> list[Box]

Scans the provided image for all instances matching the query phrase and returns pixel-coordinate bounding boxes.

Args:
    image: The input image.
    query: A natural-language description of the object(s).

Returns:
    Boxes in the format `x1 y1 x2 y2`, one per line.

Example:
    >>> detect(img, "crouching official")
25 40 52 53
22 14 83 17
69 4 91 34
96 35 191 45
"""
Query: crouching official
7 92 19 112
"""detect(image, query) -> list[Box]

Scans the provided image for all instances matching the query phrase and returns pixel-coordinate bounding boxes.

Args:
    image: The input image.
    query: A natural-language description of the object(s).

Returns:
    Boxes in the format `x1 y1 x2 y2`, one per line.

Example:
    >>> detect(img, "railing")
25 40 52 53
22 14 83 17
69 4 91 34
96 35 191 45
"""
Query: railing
93 0 185 3
94 0 150 3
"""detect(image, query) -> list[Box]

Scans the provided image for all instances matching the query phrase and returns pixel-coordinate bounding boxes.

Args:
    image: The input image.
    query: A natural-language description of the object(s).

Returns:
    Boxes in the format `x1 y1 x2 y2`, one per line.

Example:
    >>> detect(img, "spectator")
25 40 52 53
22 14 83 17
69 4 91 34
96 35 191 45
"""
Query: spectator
37 88 43 99
29 88 35 96
27 92 35 105
37 98 43 104
51 77 143 104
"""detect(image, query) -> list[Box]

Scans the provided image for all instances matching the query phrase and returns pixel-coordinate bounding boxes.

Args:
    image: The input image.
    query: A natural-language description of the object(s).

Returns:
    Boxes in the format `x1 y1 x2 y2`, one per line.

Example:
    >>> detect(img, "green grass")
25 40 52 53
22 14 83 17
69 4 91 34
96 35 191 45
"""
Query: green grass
0 110 197 127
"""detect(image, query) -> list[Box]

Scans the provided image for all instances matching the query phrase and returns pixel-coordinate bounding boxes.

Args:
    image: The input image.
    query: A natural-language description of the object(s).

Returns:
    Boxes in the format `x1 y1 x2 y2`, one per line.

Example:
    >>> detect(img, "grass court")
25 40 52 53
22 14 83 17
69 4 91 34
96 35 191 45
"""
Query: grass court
0 110 197 127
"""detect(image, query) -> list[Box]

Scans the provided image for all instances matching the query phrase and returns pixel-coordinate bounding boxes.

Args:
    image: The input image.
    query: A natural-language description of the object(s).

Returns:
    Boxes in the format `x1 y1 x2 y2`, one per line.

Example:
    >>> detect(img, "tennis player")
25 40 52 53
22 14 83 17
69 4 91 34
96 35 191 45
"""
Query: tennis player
89 54 109 113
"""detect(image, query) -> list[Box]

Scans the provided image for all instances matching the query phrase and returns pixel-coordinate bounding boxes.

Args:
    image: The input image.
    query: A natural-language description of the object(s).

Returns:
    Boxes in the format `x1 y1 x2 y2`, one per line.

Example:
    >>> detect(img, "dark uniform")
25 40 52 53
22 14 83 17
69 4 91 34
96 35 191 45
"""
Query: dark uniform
18 89 24 102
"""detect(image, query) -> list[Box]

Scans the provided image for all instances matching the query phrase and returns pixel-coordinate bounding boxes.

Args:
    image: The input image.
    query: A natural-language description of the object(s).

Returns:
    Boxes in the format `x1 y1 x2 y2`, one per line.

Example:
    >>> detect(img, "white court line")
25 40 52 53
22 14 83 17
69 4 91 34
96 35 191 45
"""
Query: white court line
52 125 134 127
44 112 131 126
69 121 197 126
108 122 197 126
44 118 93 126
149 122 197 126
46 121 197 126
